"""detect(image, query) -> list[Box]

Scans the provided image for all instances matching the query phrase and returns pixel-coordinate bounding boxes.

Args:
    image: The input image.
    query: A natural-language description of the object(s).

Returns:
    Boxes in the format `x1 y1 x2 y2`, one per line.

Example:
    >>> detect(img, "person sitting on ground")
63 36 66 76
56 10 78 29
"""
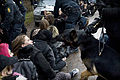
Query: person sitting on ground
31 29 66 71
0 43 13 57
45 14 59 38
30 19 49 40
0 43 38 80
30 18 68 62
0 43 27 80
0 55 27 80
11 34 79 80
44 14 65 59
54 13 67 34
30 19 60 60
11 35 38 80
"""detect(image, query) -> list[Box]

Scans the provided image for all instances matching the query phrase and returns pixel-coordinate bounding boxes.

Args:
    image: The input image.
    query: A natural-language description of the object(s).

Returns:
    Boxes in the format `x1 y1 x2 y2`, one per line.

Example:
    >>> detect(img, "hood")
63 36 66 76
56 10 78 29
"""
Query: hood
18 45 34 59
33 30 53 42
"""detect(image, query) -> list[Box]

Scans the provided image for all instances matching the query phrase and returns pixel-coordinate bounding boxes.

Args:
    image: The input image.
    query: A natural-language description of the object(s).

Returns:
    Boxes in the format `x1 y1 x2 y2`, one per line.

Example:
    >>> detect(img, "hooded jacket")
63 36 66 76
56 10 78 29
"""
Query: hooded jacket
13 47 38 80
17 44 56 80
32 30 66 71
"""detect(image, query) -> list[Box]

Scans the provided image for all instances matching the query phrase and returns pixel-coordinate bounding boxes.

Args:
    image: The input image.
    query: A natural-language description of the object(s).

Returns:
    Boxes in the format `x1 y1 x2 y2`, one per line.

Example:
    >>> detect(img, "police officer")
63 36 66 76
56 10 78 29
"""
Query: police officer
86 0 120 79
13 0 27 34
0 0 24 45
54 0 82 29
97 0 120 53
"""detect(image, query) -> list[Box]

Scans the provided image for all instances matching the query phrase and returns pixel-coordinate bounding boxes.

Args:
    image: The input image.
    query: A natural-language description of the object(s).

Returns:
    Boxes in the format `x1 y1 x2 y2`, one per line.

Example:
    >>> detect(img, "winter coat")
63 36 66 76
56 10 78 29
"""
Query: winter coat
54 0 82 29
32 29 58 57
33 40 56 69
13 59 38 80
34 39 66 71
32 30 66 71
18 44 56 80
54 0 81 18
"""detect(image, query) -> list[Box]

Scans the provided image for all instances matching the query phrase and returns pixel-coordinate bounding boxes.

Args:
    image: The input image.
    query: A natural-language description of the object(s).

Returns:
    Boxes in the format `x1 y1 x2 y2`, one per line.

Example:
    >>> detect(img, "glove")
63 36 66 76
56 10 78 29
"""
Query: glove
85 25 97 34
85 17 100 34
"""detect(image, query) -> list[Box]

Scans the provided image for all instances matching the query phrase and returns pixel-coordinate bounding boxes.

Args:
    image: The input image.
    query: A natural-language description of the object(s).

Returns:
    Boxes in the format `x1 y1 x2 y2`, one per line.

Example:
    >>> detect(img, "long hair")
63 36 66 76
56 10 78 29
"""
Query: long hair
47 26 59 38
11 34 26 56
39 19 49 30
45 14 55 25
0 66 13 80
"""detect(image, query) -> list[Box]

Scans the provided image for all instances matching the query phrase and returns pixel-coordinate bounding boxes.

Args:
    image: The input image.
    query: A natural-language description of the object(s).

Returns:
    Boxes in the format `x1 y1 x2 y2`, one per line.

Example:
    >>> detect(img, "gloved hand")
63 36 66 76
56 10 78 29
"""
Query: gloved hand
85 18 100 34
85 25 97 34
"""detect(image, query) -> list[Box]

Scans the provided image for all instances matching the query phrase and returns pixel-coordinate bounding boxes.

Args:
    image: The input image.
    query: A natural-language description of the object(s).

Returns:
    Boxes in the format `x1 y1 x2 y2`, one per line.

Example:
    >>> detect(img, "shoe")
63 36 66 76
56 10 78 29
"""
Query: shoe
70 68 79 77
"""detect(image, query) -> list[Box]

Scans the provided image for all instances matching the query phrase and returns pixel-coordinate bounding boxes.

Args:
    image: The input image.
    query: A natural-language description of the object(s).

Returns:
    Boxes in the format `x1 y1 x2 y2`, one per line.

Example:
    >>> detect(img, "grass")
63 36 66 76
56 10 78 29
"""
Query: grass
25 11 34 27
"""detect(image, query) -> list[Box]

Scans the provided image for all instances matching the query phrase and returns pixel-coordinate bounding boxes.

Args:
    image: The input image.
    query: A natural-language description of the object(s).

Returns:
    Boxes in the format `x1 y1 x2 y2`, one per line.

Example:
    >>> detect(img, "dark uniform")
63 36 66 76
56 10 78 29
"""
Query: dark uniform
13 0 27 34
72 0 80 4
89 0 120 79
54 0 82 29
0 0 24 44
96 0 120 53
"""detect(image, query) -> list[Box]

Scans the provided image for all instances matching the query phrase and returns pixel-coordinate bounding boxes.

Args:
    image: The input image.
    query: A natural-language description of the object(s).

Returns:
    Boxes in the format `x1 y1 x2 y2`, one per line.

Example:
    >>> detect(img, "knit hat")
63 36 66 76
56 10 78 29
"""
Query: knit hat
0 55 18 72
0 43 11 57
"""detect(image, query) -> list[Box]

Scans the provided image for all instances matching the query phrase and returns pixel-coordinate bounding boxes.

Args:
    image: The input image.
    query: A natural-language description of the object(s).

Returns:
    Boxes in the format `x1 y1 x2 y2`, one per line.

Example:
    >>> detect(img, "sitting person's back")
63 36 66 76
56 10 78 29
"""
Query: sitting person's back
11 34 80 80
31 29 66 71
13 49 38 80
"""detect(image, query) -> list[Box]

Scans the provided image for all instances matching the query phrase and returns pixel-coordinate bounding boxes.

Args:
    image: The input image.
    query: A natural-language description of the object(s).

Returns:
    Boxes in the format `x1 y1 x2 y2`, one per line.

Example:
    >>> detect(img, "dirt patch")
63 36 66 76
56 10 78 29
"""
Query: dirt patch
26 22 35 37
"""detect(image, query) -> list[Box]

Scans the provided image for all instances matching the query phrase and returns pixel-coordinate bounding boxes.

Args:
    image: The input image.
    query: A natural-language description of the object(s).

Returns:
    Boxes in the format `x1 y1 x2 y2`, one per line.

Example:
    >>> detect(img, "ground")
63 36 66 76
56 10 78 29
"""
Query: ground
26 11 100 80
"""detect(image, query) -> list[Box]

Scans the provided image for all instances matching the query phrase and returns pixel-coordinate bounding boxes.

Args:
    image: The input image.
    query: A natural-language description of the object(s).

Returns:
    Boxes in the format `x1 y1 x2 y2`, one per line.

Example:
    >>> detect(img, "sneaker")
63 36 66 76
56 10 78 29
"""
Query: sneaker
70 68 79 78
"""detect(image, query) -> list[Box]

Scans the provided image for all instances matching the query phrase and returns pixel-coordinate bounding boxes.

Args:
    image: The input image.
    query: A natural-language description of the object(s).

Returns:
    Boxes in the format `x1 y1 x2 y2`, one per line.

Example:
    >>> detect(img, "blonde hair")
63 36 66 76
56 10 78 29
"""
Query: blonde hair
39 19 49 30
11 34 27 56
0 66 12 80
47 26 59 38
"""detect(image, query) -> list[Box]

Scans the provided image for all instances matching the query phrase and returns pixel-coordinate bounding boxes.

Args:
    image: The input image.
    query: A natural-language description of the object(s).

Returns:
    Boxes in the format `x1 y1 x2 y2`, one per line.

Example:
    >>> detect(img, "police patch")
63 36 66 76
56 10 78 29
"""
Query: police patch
20 1 22 4
7 8 11 13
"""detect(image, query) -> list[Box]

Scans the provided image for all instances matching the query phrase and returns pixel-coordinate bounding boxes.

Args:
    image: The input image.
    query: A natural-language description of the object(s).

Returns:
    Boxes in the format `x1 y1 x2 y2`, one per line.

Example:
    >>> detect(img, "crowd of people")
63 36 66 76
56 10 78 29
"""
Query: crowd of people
0 0 120 80
0 0 80 80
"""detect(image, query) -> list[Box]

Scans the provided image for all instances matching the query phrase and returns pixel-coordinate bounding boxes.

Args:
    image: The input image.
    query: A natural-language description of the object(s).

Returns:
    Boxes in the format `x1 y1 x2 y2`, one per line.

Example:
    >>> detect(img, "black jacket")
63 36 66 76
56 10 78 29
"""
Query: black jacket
54 0 81 18
95 0 120 53
33 39 56 70
0 0 23 30
13 59 38 80
32 30 66 71
18 45 56 80
13 0 26 13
